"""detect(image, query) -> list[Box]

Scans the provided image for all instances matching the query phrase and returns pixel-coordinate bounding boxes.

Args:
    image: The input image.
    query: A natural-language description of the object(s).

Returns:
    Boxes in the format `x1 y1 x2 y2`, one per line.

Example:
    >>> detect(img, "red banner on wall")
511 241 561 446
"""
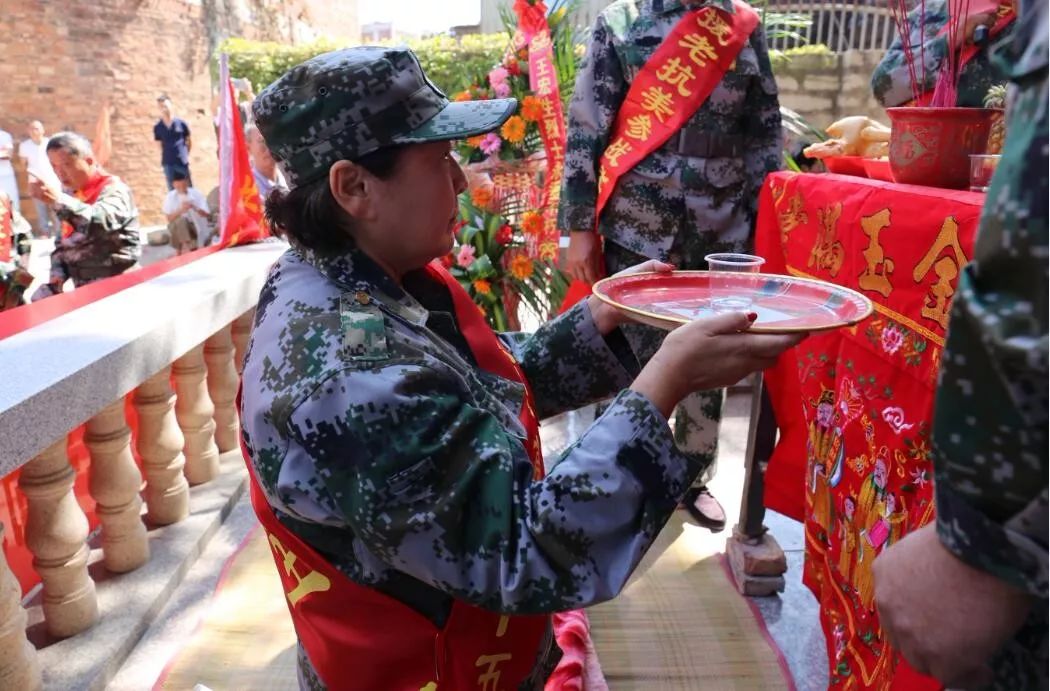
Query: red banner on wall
756 172 984 690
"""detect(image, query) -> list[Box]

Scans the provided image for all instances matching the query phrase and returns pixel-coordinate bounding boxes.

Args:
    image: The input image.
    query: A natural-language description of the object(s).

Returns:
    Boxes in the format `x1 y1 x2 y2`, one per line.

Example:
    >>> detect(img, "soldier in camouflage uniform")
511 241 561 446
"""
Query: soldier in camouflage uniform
871 0 1015 108
558 0 783 529
28 132 139 296
240 46 803 689
0 190 34 311
873 0 1047 687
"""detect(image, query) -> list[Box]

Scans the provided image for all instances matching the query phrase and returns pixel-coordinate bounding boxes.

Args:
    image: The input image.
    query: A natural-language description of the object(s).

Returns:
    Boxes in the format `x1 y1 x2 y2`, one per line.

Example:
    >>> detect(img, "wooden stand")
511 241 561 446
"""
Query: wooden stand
726 375 787 596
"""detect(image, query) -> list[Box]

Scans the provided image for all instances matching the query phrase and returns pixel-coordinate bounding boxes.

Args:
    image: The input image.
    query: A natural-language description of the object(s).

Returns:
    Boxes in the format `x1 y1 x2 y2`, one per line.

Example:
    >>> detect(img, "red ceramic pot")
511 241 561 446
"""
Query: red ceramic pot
886 107 999 189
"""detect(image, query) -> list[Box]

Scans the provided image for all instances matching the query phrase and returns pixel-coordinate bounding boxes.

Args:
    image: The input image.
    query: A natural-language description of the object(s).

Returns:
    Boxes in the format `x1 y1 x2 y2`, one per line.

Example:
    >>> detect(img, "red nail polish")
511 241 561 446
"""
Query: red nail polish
747 312 758 322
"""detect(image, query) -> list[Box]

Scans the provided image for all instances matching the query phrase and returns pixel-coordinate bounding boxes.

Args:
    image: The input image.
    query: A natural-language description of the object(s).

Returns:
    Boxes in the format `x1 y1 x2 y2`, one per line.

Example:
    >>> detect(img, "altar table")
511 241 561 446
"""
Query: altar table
755 171 985 690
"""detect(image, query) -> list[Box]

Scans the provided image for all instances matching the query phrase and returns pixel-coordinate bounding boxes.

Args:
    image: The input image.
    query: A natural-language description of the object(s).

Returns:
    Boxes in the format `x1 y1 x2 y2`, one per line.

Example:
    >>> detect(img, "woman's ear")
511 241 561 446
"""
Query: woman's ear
329 160 374 221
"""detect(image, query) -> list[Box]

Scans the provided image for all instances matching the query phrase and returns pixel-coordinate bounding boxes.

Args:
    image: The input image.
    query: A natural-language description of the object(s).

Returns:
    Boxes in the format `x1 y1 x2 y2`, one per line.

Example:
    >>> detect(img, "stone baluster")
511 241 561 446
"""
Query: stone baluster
204 325 241 453
17 441 98 638
231 308 255 375
134 367 190 525
0 523 42 691
173 344 221 485
85 400 150 573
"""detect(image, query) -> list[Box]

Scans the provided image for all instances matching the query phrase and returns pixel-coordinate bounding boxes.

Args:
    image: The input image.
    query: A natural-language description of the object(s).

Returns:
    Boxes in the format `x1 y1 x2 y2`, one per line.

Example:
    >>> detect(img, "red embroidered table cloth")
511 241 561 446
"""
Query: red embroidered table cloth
756 171 984 690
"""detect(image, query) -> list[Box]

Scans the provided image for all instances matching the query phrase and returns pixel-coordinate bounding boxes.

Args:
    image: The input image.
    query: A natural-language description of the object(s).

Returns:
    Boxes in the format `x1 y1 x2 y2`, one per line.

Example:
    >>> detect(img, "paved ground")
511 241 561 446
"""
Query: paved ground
110 394 829 690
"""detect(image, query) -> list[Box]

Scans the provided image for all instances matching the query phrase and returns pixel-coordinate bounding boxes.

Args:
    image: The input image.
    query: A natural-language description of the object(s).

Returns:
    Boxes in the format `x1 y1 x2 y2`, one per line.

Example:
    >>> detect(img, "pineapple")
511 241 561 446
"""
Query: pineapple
984 84 1008 155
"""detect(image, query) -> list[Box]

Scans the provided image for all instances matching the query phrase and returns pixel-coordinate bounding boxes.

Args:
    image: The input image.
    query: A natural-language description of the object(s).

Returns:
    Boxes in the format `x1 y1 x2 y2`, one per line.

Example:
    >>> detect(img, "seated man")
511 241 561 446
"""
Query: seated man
0 190 33 311
29 131 139 296
162 170 210 253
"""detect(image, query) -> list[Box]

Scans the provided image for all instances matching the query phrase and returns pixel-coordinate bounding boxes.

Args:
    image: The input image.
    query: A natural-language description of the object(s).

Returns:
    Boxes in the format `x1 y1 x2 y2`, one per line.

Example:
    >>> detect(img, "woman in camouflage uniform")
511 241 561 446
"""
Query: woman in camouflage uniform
240 46 802 689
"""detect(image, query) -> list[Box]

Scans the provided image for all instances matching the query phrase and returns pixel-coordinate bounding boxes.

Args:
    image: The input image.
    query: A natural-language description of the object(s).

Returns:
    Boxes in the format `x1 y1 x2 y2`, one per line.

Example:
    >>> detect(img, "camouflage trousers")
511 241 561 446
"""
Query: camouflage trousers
604 227 750 488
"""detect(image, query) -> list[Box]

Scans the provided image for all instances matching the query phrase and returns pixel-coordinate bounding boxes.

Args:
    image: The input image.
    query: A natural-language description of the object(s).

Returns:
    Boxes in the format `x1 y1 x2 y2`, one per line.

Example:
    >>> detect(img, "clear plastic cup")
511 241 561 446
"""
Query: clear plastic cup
705 253 766 313
969 154 1001 193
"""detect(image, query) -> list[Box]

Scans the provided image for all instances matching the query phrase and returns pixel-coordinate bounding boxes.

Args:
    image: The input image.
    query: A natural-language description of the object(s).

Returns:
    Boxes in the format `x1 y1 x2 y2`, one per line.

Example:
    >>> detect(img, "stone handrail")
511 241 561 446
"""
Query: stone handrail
0 242 287 689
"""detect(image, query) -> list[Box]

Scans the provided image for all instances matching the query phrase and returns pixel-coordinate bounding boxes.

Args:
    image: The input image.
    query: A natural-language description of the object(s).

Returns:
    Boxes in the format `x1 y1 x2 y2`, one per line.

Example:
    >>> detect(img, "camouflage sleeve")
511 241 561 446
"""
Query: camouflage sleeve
871 3 949 107
743 24 783 217
284 370 700 614
557 15 628 233
52 183 136 242
931 49 1048 598
51 182 136 275
498 301 638 419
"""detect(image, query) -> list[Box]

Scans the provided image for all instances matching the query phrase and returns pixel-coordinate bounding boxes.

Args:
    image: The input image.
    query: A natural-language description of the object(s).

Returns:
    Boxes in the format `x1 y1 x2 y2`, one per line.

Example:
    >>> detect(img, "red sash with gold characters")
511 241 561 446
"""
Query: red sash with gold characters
593 0 760 227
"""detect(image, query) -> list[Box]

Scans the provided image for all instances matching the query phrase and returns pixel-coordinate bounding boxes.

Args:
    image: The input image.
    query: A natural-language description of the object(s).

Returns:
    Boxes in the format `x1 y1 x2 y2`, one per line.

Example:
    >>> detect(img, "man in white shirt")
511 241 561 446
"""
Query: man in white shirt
161 170 210 254
18 120 60 238
0 127 20 220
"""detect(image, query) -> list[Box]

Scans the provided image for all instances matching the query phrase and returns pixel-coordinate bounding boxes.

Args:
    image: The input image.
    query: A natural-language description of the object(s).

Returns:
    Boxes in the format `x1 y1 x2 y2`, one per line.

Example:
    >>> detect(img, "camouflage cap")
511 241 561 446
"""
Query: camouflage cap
252 46 517 189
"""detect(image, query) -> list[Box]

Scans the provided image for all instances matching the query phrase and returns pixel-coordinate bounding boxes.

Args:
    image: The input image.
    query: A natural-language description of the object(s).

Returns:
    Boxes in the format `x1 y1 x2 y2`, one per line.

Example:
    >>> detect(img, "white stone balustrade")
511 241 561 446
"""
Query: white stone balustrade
0 242 285 686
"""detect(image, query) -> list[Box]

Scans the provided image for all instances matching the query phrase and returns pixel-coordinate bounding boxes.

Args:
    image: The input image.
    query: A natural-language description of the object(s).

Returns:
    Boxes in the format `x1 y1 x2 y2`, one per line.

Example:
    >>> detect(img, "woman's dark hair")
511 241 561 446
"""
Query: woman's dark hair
264 146 405 256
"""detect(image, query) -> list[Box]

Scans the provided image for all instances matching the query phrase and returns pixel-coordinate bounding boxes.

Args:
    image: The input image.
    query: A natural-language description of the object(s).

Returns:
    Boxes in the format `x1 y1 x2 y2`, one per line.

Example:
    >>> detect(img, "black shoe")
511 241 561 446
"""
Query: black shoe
683 486 726 533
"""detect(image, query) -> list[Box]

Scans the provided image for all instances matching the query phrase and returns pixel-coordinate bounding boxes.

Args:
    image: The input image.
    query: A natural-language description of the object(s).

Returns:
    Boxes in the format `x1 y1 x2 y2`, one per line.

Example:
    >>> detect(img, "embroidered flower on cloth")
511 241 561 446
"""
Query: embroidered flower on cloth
881 325 904 354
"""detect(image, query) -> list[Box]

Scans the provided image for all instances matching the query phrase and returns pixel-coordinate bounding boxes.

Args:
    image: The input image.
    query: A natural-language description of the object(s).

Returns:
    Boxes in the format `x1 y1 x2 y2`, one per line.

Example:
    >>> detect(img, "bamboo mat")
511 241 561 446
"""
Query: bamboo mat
154 527 298 691
154 514 791 691
588 511 793 691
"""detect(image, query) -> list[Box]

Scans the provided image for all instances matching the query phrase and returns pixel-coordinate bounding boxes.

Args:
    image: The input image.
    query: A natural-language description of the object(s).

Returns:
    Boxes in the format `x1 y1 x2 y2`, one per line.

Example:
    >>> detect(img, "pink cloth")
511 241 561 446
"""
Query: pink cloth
546 610 608 691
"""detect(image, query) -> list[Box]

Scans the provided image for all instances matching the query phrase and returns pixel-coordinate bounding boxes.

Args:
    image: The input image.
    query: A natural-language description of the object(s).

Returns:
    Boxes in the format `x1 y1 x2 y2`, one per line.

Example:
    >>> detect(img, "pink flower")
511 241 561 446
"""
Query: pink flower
488 66 509 87
881 325 904 354
493 81 512 98
480 132 502 157
456 244 476 268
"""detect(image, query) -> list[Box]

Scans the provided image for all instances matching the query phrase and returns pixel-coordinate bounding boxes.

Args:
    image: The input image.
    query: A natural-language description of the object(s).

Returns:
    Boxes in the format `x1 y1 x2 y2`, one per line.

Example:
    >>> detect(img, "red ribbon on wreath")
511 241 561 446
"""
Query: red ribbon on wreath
513 0 566 264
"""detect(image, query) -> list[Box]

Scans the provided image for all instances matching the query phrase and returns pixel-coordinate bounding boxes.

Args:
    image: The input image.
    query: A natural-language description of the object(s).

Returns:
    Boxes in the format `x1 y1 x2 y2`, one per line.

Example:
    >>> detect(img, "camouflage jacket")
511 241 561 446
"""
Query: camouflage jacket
50 175 140 285
557 0 782 260
240 247 699 682
871 0 1014 108
932 0 1047 685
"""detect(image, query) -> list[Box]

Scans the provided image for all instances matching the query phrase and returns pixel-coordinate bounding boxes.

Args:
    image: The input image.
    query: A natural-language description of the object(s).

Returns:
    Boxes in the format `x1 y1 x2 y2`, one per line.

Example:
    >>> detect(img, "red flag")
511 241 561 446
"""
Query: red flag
92 103 112 169
218 59 269 248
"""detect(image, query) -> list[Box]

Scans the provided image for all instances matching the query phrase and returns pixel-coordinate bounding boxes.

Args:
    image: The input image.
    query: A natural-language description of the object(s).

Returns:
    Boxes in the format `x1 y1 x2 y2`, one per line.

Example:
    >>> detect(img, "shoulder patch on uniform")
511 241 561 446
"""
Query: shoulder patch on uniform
339 293 388 360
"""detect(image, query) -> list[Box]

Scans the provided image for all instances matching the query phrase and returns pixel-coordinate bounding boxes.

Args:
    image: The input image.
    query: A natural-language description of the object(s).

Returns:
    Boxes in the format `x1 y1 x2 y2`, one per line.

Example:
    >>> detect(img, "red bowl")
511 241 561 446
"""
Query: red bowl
823 156 868 177
863 158 894 182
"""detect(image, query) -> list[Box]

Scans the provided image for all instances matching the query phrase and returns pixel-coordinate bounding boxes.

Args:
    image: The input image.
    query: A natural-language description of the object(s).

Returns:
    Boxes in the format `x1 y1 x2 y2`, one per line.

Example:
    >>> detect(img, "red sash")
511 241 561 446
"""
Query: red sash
60 170 115 239
593 0 760 226
241 262 553 689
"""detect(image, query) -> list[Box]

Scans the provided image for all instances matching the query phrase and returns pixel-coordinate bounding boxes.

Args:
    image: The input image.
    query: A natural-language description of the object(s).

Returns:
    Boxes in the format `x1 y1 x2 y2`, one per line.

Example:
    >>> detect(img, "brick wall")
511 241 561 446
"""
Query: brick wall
775 50 889 132
0 0 359 227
